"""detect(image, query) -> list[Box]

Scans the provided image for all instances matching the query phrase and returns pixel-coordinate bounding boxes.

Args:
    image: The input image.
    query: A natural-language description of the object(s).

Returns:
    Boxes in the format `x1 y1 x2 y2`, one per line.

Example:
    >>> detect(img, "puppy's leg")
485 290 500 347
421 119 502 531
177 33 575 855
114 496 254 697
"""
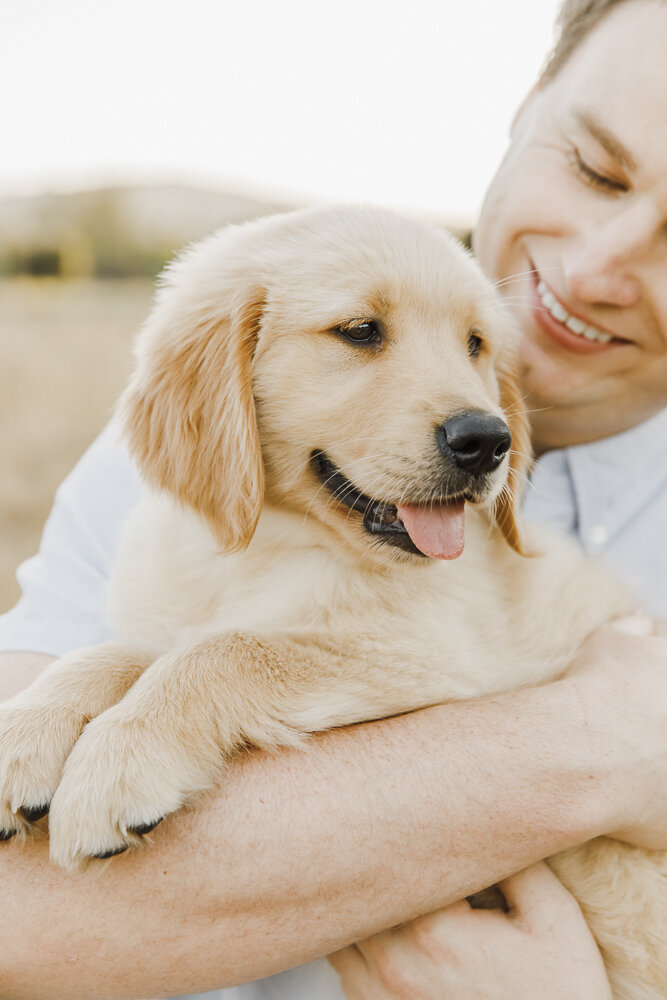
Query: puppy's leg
0 644 152 839
48 631 386 870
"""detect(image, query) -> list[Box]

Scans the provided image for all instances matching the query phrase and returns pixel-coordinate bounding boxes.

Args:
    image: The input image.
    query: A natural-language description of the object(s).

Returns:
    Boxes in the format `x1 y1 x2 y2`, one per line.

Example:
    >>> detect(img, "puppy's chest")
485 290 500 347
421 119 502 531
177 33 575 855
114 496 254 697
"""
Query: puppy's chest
110 498 629 700
111 497 492 656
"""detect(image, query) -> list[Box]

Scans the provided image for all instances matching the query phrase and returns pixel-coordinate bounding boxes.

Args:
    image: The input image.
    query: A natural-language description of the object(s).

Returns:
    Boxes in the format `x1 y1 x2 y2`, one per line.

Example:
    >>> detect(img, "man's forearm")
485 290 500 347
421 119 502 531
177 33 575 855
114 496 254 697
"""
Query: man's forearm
0 662 621 1000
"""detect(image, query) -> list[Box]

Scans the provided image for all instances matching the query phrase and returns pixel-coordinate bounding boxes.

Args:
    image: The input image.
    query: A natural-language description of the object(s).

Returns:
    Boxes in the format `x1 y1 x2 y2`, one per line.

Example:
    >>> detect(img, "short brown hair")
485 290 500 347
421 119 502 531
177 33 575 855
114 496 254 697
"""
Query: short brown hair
540 0 632 82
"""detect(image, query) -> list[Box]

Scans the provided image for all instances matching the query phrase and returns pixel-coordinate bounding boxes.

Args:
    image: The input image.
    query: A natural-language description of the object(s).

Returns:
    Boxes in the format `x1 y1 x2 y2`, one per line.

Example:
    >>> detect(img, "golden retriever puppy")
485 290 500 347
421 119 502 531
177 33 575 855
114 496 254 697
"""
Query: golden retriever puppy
0 206 663 998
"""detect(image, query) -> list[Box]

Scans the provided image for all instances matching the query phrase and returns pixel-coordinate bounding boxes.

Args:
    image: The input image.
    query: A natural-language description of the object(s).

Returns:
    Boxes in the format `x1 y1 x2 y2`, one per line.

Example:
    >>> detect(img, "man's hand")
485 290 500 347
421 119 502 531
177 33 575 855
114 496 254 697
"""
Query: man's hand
329 863 613 1000
564 615 667 850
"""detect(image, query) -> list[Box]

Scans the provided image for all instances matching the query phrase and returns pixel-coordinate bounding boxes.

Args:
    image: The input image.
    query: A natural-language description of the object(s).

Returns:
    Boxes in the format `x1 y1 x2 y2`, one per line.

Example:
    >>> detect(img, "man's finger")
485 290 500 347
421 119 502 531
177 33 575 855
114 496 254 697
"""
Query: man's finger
328 945 378 999
328 944 367 976
497 861 578 925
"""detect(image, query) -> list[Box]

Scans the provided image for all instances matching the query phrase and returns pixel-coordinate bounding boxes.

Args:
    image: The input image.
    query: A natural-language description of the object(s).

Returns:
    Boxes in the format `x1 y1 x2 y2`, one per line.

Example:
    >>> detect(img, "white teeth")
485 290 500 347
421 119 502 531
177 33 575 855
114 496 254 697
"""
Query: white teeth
536 278 613 344
565 316 586 335
585 327 612 343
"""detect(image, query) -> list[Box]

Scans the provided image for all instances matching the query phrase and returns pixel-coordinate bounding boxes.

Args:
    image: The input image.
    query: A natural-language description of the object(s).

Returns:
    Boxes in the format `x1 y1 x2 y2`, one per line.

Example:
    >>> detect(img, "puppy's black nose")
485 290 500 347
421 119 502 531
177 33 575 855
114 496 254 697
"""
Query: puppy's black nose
438 412 511 476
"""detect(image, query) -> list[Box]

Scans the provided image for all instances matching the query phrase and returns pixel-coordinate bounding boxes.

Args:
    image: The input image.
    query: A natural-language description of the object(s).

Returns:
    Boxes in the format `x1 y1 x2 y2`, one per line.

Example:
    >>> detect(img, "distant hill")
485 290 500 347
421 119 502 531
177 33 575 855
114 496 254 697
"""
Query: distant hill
0 184 471 279
0 184 293 278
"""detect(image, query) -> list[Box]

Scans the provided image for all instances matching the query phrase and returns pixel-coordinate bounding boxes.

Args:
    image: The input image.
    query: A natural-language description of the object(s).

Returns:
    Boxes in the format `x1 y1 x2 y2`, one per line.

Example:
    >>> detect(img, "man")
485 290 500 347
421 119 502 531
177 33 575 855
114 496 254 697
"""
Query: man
0 0 665 996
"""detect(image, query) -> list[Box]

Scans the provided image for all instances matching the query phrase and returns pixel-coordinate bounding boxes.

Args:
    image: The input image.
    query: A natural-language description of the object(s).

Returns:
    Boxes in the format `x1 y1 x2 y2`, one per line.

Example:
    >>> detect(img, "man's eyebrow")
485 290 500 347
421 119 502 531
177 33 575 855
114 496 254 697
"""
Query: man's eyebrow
572 106 637 171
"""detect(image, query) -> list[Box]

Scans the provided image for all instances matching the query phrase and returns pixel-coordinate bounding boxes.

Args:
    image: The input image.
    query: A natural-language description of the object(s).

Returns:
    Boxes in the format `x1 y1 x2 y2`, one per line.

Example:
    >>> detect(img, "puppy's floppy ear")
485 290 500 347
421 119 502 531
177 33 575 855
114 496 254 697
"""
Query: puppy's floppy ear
494 347 533 555
119 250 266 553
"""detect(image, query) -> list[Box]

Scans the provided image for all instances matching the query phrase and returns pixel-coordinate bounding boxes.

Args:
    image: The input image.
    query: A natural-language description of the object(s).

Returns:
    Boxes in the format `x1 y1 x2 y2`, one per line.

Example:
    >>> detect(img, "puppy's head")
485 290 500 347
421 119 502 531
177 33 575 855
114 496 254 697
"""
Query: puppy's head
120 207 531 562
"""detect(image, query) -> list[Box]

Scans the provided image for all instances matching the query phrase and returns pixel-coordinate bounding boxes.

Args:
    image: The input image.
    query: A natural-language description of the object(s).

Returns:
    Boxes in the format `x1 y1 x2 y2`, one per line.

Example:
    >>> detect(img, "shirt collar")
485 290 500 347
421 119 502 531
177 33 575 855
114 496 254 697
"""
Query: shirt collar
555 407 667 555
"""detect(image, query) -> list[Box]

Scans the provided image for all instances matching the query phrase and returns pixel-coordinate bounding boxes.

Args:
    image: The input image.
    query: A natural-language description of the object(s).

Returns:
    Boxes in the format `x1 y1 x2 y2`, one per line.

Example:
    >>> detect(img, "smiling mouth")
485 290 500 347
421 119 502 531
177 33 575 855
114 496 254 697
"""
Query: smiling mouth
310 450 473 559
531 268 630 351
538 280 613 343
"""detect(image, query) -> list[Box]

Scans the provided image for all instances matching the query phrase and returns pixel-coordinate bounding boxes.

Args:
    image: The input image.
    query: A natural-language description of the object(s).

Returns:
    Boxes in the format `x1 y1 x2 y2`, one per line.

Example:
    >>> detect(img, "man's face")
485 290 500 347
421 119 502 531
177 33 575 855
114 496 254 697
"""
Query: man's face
474 0 667 452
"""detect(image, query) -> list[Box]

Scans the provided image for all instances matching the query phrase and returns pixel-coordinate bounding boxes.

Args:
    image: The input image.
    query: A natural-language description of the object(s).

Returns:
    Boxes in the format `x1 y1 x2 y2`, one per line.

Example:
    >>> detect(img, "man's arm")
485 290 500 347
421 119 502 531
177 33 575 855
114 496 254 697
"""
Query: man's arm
1 628 665 1000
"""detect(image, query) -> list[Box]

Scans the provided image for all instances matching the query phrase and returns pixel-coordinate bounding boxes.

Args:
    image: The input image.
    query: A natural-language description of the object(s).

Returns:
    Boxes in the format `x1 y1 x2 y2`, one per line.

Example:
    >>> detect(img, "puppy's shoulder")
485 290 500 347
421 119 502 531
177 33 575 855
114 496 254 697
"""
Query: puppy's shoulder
107 490 235 649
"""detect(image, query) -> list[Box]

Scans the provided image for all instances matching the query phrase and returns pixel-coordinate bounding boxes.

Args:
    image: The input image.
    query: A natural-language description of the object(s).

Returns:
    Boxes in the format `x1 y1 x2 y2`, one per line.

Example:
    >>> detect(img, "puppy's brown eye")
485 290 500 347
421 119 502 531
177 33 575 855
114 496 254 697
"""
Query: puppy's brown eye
336 321 381 346
467 330 484 358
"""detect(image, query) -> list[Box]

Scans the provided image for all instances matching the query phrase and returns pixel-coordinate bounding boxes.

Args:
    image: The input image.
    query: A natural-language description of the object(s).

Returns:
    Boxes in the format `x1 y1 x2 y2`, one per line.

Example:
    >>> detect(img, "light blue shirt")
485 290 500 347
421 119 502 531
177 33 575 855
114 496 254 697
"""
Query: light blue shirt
521 407 667 616
1 408 666 999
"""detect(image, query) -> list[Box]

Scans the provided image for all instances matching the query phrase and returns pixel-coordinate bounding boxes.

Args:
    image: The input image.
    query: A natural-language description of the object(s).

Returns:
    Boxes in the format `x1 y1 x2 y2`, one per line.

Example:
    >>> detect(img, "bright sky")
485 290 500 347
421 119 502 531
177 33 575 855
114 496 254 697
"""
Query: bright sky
2 0 560 221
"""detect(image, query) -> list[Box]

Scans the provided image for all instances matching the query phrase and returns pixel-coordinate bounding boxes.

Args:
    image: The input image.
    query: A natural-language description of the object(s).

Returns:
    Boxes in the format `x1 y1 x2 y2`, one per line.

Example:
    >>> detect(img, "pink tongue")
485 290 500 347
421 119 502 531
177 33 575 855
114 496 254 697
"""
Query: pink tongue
397 501 465 560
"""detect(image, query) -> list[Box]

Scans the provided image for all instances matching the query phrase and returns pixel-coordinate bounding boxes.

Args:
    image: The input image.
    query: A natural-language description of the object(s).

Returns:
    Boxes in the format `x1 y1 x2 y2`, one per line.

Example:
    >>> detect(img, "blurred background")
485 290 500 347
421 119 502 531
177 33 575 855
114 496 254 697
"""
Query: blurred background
0 0 559 611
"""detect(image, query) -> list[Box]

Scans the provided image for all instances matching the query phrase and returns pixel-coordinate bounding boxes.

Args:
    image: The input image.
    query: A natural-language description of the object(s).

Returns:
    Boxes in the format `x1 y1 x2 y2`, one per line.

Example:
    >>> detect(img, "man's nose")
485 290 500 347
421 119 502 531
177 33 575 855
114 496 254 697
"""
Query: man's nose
563 202 656 307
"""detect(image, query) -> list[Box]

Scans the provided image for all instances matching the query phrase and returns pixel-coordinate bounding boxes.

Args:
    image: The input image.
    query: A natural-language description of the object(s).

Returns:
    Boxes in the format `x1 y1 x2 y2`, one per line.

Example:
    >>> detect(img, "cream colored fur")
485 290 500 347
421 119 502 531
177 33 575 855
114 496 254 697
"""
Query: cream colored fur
0 207 663 998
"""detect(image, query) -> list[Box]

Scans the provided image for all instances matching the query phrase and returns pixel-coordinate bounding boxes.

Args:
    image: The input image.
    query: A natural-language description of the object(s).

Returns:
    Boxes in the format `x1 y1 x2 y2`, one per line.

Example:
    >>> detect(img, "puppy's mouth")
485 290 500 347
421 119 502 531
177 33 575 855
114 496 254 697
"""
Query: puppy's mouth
310 450 473 560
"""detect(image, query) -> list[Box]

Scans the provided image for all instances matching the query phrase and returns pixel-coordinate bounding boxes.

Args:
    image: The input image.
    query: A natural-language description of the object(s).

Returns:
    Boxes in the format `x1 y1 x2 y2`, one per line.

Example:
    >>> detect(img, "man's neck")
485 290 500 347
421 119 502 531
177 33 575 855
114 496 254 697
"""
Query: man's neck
530 406 658 458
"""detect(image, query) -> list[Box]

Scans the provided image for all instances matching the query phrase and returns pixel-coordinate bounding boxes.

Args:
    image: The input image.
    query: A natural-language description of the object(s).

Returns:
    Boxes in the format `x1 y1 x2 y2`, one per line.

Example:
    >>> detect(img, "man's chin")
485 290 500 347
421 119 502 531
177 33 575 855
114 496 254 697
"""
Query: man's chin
518 338 593 410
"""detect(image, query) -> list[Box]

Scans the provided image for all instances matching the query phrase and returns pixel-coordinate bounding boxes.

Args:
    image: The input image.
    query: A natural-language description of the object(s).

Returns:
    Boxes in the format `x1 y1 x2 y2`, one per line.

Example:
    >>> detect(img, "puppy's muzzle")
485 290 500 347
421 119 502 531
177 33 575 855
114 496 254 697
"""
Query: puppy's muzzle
437 411 511 477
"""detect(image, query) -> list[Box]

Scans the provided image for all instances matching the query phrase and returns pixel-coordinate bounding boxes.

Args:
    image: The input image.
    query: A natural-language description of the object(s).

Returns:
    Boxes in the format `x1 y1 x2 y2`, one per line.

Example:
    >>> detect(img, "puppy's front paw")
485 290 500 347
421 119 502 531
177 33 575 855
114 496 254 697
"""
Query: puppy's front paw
47 704 214 870
0 701 88 840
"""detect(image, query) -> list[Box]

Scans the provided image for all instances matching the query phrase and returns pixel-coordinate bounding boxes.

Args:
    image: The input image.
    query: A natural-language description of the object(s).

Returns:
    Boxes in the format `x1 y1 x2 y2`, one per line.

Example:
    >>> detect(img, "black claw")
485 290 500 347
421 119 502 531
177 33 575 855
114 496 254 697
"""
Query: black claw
128 817 164 836
91 845 129 859
19 803 49 823
0 828 17 842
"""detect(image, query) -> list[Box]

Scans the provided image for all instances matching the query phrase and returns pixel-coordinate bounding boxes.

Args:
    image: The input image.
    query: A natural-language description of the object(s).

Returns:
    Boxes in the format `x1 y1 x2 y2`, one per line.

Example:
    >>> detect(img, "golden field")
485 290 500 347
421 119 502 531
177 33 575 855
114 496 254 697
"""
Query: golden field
0 278 155 612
